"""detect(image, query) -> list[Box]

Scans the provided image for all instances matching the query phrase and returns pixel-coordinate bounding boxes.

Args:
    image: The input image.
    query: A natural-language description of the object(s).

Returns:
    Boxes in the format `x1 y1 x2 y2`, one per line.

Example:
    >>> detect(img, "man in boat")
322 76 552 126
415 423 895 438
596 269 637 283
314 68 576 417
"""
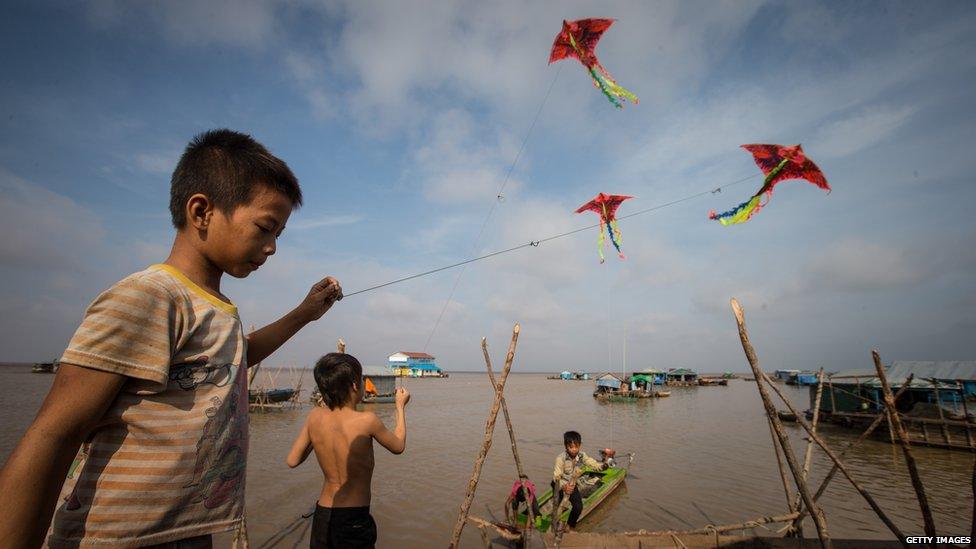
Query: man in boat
552 431 609 531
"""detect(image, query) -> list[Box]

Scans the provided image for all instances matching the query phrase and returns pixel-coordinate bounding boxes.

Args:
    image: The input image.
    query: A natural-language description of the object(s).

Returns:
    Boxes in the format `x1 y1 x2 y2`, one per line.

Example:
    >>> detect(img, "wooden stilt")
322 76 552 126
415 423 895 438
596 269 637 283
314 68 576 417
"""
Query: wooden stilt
482 337 534 534
789 378 913 544
763 368 907 542
729 298 831 549
960 381 974 449
767 416 796 514
932 380 952 445
872 350 936 541
449 324 521 549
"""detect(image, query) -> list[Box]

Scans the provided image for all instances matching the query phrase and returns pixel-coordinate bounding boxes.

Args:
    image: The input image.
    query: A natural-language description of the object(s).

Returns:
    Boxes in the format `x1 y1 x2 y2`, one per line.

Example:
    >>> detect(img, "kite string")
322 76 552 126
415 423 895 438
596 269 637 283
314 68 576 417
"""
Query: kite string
420 64 564 352
342 170 760 299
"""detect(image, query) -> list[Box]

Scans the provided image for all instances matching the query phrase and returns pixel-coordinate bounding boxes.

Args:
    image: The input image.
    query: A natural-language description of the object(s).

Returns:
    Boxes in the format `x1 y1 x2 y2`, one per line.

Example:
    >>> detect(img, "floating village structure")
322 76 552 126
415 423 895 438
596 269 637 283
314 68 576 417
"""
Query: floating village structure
362 365 397 403
388 351 446 377
665 367 698 386
774 368 800 381
812 360 976 451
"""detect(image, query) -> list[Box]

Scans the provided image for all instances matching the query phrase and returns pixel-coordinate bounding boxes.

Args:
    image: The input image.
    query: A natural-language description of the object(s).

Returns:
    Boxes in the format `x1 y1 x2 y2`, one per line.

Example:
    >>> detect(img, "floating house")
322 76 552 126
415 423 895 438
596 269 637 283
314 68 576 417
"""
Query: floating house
812 361 976 451
574 371 591 380
774 369 800 382
593 373 625 396
560 371 573 380
388 352 444 377
666 368 698 385
363 366 396 403
787 371 819 386
635 368 667 385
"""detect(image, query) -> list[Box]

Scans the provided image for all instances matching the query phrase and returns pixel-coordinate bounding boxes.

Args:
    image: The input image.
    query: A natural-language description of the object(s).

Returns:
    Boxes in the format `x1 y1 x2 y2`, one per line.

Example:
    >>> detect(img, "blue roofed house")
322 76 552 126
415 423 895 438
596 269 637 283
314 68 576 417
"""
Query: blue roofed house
388 352 444 377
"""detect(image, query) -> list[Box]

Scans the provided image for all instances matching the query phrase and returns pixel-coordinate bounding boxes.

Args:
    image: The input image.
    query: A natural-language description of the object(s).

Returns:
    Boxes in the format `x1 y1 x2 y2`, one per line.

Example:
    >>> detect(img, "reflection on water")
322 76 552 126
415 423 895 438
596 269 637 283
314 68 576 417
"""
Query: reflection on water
1 366 971 547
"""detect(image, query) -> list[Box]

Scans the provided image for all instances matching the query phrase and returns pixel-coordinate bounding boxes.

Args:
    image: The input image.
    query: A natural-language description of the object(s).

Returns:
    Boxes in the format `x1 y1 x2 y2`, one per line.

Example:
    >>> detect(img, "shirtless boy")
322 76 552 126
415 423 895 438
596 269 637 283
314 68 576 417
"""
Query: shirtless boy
287 353 409 549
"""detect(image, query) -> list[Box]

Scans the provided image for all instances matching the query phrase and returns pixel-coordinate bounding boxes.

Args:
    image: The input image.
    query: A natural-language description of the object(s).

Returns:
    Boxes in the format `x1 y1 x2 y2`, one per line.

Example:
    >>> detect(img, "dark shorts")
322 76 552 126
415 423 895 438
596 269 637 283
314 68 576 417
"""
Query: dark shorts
311 505 377 549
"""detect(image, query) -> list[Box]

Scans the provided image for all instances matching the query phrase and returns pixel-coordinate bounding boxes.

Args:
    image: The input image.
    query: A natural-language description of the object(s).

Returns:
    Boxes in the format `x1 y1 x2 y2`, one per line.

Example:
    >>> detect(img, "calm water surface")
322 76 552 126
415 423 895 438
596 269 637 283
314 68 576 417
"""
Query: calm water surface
1 365 971 547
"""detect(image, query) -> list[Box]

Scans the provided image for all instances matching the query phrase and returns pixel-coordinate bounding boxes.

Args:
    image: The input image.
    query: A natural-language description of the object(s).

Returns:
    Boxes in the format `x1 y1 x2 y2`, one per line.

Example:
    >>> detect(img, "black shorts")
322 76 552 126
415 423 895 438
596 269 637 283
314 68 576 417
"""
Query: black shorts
311 505 377 549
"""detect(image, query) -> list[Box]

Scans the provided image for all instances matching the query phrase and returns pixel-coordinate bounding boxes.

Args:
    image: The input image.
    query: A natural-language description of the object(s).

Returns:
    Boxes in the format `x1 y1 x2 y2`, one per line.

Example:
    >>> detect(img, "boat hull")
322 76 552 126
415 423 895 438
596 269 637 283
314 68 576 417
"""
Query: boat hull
516 466 627 532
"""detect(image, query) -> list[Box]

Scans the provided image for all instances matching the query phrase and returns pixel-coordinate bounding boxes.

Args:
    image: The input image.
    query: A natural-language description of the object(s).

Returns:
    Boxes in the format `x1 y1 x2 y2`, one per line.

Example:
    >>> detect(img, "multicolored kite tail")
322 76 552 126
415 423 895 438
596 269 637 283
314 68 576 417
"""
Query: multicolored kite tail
576 193 633 263
550 19 639 109
709 144 830 225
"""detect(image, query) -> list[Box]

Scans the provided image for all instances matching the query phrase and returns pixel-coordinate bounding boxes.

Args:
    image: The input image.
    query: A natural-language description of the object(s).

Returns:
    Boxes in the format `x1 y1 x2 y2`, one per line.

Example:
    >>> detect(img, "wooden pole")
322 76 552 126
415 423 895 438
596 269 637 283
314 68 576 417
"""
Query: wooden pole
788 368 824 536
449 324 520 549
932 379 952 445
337 338 345 353
482 337 525 479
960 381 974 449
762 367 906 542
483 337 534 536
790 379 913 540
828 378 837 415
729 298 831 549
873 350 936 540
766 416 796 513
622 512 800 537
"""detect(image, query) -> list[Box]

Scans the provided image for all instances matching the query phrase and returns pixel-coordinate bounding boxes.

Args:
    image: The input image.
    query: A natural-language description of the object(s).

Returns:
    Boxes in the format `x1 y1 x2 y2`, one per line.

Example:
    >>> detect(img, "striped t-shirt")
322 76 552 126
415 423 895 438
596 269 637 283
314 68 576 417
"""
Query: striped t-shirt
48 264 249 548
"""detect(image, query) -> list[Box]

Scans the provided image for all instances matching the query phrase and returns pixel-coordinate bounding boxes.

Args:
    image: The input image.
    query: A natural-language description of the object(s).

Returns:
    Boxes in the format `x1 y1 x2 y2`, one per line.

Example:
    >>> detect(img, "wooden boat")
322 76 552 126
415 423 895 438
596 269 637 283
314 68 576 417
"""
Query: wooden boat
516 465 628 532
248 388 296 404
777 410 797 422
32 362 57 373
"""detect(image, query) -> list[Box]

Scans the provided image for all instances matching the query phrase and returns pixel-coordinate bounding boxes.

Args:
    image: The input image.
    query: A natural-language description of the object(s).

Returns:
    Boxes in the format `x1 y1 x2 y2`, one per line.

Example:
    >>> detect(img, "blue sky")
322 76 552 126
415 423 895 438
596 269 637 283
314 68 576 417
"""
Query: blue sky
1 1 974 373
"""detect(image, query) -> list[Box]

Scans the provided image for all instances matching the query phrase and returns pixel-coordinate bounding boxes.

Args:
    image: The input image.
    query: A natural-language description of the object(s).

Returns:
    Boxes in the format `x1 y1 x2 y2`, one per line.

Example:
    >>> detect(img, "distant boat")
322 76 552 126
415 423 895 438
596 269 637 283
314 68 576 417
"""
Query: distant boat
248 388 296 404
32 361 58 373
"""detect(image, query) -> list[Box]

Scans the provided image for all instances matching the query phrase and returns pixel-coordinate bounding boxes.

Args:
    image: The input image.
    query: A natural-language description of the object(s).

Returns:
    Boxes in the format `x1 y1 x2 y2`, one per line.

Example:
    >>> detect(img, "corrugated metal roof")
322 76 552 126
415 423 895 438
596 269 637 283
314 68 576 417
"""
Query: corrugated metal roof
392 352 435 359
829 361 976 387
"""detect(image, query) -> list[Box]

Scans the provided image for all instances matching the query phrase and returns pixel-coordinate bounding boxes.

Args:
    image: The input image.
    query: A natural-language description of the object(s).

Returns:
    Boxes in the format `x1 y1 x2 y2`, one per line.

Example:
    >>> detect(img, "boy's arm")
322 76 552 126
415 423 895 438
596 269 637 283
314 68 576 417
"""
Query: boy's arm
286 415 314 468
0 364 125 548
246 276 341 366
371 388 408 454
582 451 606 470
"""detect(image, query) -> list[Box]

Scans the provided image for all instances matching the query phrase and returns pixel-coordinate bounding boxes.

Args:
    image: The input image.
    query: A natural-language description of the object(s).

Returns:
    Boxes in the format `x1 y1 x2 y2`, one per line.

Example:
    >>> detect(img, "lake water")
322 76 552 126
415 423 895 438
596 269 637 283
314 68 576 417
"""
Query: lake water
1 365 971 547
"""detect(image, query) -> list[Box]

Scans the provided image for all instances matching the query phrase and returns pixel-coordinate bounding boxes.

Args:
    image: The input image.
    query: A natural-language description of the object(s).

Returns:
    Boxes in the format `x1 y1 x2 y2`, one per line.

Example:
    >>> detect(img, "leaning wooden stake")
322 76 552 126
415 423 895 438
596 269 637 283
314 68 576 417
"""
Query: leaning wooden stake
873 350 936 540
767 416 797 513
337 338 346 353
790 378 913 537
787 368 824 537
483 337 525 478
449 323 521 549
729 298 831 549
763 366 906 542
483 337 535 541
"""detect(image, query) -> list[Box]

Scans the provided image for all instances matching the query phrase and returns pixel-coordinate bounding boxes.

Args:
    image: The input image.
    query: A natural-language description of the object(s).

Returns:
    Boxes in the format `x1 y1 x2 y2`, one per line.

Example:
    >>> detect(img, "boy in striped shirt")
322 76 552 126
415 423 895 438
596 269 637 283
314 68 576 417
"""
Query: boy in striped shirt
0 129 343 548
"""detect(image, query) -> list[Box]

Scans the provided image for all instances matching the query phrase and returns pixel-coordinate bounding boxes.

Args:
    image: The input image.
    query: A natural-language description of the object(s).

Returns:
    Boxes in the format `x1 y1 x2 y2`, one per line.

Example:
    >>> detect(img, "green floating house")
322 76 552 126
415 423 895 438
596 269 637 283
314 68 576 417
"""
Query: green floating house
632 368 666 387
813 361 976 415
665 368 698 385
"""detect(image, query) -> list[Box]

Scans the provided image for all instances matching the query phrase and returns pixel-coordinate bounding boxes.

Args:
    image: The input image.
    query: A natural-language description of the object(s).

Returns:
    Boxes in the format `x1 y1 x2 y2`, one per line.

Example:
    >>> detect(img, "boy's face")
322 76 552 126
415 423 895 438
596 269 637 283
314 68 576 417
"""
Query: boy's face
565 441 580 458
204 184 294 278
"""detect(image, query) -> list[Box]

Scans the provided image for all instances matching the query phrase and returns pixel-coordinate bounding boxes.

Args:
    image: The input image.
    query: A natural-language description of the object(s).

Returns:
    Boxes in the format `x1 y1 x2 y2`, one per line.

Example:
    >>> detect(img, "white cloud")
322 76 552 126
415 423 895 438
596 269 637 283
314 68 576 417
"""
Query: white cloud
0 169 107 271
811 105 916 159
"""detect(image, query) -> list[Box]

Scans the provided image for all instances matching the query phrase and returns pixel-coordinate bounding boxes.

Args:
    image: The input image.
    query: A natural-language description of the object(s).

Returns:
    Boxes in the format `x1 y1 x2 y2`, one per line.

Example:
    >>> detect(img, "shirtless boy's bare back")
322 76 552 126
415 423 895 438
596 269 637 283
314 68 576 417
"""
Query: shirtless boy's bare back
287 353 408 549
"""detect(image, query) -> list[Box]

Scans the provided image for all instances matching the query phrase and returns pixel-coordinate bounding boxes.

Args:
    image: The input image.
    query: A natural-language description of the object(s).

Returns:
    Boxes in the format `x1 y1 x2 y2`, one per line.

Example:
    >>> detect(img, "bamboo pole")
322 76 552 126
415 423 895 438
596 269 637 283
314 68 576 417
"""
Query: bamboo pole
729 298 830 549
622 512 800 537
482 337 534 537
828 378 837 414
482 337 525 478
449 324 520 549
788 368 824 536
767 416 796 513
873 350 936 540
337 338 345 353
932 379 951 445
790 379 913 538
762 368 906 542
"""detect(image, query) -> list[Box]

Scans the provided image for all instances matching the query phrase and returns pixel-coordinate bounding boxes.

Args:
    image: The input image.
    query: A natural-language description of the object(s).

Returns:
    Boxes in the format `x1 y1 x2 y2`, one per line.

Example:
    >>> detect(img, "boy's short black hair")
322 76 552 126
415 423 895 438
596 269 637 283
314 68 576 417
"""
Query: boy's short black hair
169 129 303 228
314 353 363 410
564 431 582 446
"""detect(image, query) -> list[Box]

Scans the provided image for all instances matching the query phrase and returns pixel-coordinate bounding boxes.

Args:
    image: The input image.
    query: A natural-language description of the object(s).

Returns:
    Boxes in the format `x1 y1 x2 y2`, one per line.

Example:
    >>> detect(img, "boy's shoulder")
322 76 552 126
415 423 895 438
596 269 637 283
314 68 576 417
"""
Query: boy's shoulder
104 265 180 298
